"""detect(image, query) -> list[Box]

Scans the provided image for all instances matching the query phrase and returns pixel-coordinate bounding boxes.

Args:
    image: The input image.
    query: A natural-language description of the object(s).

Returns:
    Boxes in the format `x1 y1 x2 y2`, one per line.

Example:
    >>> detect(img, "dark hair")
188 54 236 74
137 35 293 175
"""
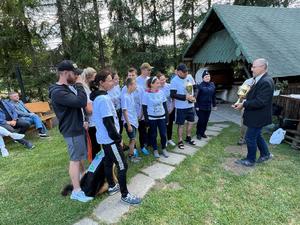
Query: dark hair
146 76 158 89
128 67 137 73
91 69 112 91
125 78 134 87
156 72 166 79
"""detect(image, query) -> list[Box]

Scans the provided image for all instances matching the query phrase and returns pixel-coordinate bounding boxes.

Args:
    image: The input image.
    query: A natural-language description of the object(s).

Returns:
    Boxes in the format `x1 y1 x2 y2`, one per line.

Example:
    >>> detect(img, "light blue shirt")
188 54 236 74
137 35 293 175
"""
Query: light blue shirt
142 90 166 120
136 75 149 90
121 92 138 128
108 85 121 110
170 74 195 109
93 94 120 145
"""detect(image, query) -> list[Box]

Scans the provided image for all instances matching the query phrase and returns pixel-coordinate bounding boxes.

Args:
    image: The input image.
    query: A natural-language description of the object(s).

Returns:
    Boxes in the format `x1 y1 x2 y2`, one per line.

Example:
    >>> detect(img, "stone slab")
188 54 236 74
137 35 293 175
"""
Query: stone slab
93 173 155 224
193 138 209 148
213 123 230 128
74 218 98 225
207 126 223 132
141 163 176 180
205 130 220 137
222 157 254 176
158 152 186 166
127 173 156 198
173 145 198 156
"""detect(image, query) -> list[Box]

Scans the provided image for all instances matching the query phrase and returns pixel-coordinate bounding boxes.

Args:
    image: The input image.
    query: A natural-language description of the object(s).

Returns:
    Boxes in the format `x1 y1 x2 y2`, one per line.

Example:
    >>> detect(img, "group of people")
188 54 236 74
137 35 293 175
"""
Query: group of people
50 60 217 204
0 93 49 157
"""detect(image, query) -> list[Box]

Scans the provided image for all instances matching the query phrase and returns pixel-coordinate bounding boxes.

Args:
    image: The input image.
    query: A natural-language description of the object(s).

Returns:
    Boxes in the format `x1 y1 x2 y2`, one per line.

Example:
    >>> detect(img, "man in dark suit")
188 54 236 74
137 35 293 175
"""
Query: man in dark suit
233 58 274 167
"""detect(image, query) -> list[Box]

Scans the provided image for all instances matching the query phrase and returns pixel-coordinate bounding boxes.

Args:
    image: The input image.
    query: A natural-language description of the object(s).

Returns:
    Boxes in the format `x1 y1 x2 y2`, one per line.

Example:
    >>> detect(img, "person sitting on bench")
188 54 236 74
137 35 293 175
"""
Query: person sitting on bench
9 92 48 137
0 126 25 157
0 98 34 149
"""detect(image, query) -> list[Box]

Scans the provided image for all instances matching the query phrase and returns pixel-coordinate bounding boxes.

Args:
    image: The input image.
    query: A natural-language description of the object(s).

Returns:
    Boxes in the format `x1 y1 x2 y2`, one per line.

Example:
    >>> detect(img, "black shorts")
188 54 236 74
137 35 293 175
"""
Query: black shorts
175 107 195 125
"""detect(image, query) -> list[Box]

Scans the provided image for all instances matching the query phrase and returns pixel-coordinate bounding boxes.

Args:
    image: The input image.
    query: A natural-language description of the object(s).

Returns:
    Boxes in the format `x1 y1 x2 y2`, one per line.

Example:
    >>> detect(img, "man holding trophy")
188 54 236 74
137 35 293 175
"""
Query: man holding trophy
233 58 274 167
170 63 196 149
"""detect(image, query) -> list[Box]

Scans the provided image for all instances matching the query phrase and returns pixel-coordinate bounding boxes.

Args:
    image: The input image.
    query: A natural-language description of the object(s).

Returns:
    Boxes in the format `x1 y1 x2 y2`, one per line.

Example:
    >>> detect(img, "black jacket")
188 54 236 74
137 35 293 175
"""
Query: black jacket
49 83 87 137
195 81 216 111
243 73 274 128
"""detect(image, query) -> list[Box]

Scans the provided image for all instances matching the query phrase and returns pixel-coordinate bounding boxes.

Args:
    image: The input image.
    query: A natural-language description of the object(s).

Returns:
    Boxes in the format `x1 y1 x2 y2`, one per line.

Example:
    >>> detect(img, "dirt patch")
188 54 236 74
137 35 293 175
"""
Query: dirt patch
222 157 254 176
224 145 247 156
153 180 183 191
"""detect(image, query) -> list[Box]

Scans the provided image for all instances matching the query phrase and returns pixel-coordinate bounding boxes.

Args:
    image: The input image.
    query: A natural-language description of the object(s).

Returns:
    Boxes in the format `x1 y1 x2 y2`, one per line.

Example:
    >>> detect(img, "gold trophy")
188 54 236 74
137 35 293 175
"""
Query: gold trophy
186 81 196 103
234 84 251 105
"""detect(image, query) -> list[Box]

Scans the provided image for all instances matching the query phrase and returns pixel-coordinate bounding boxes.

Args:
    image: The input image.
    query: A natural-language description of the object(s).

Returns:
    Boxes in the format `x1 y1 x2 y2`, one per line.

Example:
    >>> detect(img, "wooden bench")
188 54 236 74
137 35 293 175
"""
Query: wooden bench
25 102 56 129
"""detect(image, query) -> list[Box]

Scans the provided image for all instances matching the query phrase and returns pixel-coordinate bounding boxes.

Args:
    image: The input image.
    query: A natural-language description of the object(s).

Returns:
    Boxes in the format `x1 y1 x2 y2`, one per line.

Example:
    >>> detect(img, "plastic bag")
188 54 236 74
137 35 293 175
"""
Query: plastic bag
269 128 286 145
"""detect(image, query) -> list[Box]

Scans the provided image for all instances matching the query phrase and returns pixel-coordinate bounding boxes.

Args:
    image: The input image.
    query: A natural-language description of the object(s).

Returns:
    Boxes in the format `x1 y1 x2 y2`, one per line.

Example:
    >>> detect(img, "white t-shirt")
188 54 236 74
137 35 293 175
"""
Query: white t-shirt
142 90 166 120
107 85 121 110
159 83 174 113
136 75 149 90
121 92 138 128
170 74 195 109
93 94 120 145
122 86 143 118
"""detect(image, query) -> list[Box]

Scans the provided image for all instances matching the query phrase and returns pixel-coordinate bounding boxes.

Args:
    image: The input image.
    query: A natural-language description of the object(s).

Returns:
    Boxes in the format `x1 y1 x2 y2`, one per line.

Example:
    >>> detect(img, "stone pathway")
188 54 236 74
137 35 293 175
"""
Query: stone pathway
74 123 229 225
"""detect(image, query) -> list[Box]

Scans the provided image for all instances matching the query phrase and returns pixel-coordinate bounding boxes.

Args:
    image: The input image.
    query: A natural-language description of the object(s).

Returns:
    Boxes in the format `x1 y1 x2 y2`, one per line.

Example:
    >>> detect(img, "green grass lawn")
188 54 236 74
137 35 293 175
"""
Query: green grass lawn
1 124 300 225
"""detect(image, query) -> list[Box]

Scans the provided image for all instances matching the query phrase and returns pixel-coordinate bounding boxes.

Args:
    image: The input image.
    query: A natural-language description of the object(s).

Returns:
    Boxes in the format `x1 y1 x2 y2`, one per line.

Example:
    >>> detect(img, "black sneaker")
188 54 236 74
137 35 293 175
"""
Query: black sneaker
39 132 49 137
201 134 208 138
235 158 255 167
16 139 35 150
196 135 202 140
257 153 273 163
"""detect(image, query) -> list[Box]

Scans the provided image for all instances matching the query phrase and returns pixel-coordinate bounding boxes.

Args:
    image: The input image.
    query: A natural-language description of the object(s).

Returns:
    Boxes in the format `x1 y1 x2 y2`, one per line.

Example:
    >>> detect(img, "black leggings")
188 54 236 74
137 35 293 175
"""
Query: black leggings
116 109 123 135
138 120 148 148
103 142 128 198
167 109 175 140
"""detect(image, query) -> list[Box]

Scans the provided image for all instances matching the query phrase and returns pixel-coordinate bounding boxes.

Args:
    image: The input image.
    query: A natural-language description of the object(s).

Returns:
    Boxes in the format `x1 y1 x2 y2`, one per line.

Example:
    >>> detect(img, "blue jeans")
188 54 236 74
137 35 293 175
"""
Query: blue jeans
22 114 47 133
245 127 270 163
148 119 167 150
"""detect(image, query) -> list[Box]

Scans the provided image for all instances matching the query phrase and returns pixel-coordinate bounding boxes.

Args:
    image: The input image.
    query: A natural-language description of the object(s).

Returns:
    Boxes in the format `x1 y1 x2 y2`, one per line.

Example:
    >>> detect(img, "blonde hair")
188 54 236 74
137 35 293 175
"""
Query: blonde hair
81 67 97 89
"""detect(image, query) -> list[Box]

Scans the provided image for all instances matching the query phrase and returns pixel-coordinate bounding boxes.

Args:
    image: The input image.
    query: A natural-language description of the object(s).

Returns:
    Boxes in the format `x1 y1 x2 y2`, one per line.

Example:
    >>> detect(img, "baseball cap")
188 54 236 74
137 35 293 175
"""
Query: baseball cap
140 62 154 70
56 60 82 75
176 63 188 72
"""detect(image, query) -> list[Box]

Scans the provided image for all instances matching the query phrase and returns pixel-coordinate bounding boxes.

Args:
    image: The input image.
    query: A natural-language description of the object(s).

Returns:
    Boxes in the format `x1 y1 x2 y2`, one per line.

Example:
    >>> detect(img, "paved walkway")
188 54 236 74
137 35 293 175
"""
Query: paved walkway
74 123 230 225
209 104 241 125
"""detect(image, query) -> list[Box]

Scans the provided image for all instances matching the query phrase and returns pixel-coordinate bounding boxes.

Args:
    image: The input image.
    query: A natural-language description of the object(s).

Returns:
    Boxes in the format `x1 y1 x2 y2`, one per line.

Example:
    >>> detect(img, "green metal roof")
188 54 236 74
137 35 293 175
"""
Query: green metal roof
184 5 300 78
193 29 243 64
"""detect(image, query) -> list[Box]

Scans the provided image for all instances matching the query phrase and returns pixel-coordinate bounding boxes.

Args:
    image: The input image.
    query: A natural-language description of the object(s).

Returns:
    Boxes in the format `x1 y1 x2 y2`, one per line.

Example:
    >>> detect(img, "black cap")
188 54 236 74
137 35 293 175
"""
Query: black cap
176 63 188 72
56 60 82 75
202 70 209 78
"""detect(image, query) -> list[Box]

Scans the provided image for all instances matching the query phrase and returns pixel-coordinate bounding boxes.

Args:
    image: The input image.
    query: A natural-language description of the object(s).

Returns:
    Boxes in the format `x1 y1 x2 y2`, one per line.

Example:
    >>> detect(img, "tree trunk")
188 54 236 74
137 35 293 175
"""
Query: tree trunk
56 0 69 58
191 0 194 39
140 0 145 51
93 0 105 67
172 0 176 66
152 0 158 46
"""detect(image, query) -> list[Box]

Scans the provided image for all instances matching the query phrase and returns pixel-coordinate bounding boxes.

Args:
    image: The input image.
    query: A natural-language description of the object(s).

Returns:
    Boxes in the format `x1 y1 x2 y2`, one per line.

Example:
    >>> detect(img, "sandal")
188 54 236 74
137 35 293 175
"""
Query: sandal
178 141 185 149
185 136 196 145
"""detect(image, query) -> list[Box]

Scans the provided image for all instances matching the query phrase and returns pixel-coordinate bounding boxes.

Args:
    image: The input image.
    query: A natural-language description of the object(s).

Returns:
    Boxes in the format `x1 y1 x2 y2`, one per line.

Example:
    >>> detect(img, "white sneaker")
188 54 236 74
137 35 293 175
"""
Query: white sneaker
162 149 169 158
10 133 25 140
167 140 176 147
1 148 9 157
